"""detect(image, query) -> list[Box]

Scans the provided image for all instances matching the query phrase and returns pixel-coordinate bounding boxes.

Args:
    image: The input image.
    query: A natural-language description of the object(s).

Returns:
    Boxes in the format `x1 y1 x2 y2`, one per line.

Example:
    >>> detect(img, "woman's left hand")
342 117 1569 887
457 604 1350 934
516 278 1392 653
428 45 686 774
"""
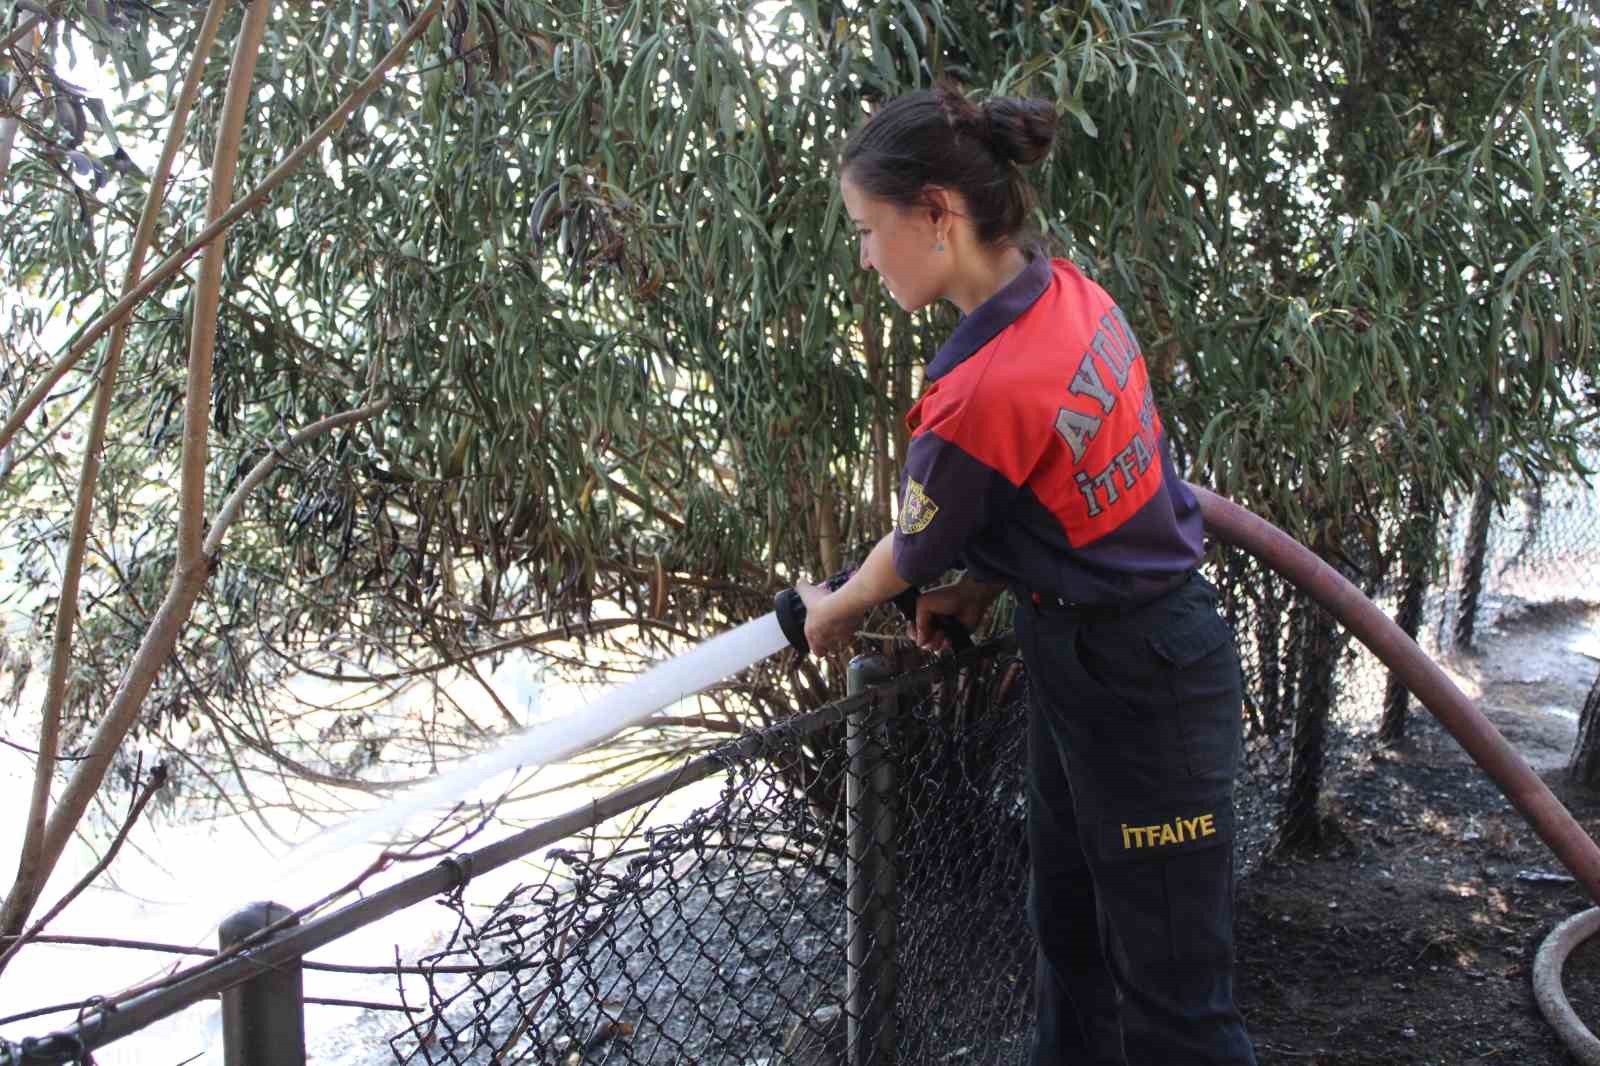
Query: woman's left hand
796 580 862 657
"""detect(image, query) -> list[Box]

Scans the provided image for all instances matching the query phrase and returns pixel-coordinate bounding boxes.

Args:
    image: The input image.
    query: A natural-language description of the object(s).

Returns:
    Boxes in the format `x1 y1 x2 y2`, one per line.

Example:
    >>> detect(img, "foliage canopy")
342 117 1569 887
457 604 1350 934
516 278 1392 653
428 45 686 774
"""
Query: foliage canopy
1 0 1596 816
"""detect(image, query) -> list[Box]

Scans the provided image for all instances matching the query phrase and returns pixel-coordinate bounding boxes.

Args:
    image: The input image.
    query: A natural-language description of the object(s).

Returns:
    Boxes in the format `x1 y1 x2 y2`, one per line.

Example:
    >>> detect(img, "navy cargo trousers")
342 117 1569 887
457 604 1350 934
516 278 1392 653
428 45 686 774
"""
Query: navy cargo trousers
1015 572 1257 1065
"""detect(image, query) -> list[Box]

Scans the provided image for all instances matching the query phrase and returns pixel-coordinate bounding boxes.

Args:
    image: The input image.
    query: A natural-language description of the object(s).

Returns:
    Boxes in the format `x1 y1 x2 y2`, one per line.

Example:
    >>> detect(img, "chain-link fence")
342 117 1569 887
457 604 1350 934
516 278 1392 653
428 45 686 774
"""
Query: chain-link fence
375 562 1383 1064
1435 467 1600 649
379 556 1381 1064
388 649 1034 1065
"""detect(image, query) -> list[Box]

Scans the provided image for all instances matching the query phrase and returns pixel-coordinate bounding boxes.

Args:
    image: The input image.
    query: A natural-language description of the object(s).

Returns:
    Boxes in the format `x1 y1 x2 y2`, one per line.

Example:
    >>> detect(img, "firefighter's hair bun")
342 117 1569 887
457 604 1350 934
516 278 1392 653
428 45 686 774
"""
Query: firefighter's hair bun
979 96 1059 168
933 83 1057 168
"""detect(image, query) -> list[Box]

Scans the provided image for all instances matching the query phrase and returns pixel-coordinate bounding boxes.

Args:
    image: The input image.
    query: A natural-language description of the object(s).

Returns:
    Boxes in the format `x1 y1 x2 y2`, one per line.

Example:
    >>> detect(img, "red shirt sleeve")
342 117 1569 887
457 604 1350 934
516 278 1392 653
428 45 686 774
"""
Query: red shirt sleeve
891 378 1024 586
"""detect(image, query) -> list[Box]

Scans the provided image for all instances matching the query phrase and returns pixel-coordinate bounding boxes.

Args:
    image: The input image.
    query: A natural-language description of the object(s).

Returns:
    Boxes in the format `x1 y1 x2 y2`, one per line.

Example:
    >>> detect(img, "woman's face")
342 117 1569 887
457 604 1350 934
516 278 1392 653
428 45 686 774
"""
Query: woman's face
840 174 946 312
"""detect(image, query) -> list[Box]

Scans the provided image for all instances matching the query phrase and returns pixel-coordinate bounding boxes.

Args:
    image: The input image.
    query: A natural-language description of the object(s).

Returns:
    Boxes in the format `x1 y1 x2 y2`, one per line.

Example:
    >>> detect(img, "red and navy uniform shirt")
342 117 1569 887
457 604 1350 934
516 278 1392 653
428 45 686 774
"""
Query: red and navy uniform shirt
892 255 1204 606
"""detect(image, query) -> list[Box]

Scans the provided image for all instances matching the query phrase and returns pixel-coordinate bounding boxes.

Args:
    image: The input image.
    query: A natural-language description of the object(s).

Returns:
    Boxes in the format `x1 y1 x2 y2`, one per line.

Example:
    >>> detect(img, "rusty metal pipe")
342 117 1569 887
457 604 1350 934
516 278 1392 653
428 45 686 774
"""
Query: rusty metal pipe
1190 484 1600 904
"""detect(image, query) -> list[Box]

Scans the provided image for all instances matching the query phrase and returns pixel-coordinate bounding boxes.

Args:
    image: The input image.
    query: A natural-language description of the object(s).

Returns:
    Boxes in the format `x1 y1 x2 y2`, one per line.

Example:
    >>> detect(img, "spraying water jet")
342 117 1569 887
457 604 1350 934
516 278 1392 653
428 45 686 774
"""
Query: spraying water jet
251 571 963 904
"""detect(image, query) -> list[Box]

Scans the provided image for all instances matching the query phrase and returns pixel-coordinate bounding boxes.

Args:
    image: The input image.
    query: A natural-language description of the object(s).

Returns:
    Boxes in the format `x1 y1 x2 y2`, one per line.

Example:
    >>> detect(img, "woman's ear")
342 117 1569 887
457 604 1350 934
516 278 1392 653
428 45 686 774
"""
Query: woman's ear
921 184 953 225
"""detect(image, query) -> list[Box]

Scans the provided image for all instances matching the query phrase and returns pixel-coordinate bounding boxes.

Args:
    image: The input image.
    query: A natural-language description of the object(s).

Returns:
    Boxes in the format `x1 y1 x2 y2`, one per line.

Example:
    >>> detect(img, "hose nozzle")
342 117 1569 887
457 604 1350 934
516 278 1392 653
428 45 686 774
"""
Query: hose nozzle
773 586 811 654
774 569 972 656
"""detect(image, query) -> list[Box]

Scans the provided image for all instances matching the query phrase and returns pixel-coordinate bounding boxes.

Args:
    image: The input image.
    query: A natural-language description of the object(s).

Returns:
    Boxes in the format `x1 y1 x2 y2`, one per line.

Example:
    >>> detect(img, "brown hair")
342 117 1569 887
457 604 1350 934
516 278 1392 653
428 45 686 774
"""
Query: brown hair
840 82 1058 247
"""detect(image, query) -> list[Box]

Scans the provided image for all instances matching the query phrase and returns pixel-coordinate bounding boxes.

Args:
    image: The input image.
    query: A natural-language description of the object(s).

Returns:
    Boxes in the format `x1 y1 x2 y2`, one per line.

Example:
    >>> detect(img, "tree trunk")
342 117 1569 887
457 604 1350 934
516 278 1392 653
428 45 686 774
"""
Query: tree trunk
860 302 892 535
816 491 841 576
1454 481 1495 651
1379 489 1439 746
1276 600 1339 851
1569 668 1600 787
1255 579 1283 737
8 0 232 954
1378 567 1428 745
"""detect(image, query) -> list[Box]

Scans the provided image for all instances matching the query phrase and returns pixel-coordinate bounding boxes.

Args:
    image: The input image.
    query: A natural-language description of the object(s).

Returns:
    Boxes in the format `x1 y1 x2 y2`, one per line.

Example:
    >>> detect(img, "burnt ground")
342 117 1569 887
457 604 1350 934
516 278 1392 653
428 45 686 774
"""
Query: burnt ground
1235 600 1600 1065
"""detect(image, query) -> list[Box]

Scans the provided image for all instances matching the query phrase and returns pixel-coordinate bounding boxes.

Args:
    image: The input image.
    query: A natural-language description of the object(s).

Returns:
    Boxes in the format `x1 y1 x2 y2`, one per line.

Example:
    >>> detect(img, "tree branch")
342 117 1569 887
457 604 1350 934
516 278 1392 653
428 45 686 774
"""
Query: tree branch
0 16 42 54
9 0 230 975
177 0 271 569
204 397 393 559
0 17 40 194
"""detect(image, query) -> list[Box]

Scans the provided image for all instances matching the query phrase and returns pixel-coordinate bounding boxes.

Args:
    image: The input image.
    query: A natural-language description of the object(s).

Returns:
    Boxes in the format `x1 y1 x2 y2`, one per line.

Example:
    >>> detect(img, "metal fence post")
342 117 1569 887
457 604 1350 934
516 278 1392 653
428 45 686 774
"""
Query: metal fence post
219 901 306 1066
846 654 897 1066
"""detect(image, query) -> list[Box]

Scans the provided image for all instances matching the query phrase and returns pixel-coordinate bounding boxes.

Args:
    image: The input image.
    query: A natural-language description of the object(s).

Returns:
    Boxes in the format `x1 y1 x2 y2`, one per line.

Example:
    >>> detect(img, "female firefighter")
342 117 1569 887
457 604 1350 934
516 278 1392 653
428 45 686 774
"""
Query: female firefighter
794 83 1258 1065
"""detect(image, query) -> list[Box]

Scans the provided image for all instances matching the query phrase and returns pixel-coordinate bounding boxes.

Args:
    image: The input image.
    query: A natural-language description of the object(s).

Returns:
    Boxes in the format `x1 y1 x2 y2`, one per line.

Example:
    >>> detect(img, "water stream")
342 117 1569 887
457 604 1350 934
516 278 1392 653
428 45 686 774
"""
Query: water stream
216 611 791 917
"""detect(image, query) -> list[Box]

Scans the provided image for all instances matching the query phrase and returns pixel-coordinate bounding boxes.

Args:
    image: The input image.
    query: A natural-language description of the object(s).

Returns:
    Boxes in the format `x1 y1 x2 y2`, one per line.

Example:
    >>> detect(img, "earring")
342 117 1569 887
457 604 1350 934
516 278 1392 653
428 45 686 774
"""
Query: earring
934 233 946 252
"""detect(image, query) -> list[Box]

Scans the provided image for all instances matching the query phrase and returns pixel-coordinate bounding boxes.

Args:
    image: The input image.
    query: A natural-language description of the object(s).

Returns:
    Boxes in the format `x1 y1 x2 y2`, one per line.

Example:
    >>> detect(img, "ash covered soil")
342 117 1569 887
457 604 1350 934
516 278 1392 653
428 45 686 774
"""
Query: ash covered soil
1236 600 1600 1064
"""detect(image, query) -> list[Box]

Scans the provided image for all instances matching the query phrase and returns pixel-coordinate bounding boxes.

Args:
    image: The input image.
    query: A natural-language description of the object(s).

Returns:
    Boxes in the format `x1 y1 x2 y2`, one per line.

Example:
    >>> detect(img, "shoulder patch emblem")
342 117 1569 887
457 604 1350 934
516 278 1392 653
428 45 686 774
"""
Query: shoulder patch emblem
900 479 939 535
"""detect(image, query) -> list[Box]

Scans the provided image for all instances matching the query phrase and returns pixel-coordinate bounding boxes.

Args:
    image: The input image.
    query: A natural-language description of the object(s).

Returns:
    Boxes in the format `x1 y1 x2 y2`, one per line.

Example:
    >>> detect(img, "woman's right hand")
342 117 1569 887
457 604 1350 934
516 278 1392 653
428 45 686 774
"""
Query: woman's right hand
912 574 1002 650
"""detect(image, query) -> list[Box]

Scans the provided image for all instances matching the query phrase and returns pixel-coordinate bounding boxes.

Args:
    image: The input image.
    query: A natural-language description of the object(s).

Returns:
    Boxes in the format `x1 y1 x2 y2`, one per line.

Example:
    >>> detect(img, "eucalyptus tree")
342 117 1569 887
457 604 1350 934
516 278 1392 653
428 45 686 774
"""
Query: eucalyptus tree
0 0 1596 957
